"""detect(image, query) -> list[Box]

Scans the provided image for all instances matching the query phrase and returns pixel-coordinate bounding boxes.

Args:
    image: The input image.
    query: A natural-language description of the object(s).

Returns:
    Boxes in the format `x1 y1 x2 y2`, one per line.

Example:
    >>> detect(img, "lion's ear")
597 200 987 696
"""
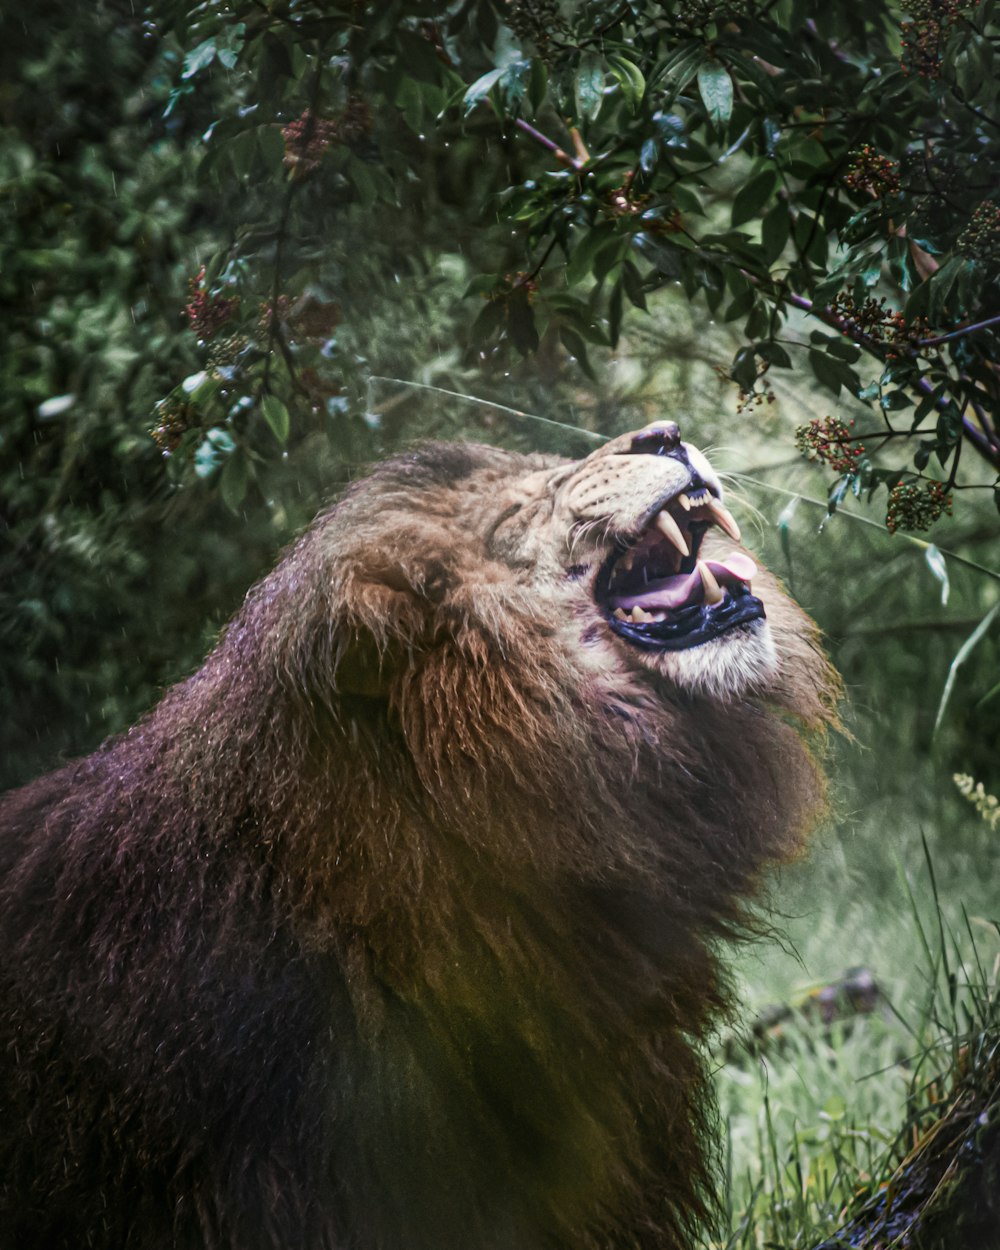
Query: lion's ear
329 568 437 700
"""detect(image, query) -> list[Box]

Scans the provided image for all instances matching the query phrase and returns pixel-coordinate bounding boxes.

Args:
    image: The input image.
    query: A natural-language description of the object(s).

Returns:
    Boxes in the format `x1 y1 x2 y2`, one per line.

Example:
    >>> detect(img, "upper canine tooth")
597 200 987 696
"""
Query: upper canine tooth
697 560 725 605
654 509 689 556
706 498 741 542
677 493 692 511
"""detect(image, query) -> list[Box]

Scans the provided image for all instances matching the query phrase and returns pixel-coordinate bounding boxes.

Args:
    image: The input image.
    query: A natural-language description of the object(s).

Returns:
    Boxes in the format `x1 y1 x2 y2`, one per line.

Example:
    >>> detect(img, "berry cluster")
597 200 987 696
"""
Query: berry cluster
900 0 977 78
282 110 340 174
795 416 865 473
885 480 952 533
258 294 342 341
844 145 901 198
184 267 238 341
827 291 930 348
829 291 905 342
488 272 539 304
150 396 191 455
736 384 776 414
339 93 372 144
206 334 248 368
958 200 1000 259
606 184 651 218
672 0 754 29
505 0 569 52
282 98 371 175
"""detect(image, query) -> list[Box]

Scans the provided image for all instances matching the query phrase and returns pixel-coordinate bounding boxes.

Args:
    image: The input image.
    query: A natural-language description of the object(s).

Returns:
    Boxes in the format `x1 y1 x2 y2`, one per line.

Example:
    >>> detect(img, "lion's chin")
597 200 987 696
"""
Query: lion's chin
641 618 778 700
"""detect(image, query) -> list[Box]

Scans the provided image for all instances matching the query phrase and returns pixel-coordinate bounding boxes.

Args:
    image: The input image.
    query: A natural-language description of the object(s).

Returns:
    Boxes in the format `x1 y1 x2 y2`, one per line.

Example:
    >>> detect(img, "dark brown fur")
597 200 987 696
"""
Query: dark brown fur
0 439 838 1250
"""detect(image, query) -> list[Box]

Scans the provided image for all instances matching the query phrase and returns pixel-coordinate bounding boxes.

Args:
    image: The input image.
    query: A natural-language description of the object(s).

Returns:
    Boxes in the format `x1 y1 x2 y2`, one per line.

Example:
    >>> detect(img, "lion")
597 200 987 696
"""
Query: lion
0 422 838 1250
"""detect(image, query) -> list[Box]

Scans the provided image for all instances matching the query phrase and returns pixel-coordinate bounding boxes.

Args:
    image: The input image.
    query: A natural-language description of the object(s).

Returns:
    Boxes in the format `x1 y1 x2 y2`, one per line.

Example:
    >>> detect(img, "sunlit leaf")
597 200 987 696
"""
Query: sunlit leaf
697 62 733 129
463 67 505 115
261 395 290 444
575 53 605 122
608 55 645 115
924 543 950 606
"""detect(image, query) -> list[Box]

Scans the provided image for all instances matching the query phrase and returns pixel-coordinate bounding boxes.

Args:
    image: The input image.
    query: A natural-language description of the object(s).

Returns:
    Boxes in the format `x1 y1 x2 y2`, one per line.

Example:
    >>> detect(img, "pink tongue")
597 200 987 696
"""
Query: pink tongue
611 553 757 612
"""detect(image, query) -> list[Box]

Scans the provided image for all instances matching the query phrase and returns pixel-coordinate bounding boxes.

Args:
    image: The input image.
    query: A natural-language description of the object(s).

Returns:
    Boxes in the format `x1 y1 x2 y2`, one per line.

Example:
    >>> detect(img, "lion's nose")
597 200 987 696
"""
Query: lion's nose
627 421 682 455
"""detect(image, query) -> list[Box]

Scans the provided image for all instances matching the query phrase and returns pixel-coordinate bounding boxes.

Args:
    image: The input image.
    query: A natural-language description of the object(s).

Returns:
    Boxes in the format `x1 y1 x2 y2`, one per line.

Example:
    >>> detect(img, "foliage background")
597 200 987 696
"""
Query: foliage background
2 1 1000 1244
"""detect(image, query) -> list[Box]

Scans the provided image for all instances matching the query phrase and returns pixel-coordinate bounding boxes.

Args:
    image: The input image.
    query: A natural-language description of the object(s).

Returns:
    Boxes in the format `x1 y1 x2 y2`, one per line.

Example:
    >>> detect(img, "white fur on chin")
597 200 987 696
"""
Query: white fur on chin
648 619 778 701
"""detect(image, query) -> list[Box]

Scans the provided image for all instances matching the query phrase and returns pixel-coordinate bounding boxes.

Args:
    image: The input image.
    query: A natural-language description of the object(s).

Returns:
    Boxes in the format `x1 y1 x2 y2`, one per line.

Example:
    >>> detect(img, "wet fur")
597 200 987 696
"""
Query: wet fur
0 439 838 1250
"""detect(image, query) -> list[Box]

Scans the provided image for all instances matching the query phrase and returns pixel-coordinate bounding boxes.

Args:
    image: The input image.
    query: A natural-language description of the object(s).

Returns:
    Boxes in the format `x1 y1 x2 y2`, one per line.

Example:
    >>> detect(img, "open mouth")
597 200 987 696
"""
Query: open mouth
596 484 766 651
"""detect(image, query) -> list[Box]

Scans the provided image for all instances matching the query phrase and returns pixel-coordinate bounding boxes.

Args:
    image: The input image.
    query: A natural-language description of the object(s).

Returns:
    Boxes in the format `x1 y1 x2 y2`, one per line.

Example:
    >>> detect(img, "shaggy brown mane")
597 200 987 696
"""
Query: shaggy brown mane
0 429 838 1250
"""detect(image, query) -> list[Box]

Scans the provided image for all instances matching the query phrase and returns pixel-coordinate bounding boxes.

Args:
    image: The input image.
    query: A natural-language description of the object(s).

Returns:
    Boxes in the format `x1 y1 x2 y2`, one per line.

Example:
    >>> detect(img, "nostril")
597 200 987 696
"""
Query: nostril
628 422 682 456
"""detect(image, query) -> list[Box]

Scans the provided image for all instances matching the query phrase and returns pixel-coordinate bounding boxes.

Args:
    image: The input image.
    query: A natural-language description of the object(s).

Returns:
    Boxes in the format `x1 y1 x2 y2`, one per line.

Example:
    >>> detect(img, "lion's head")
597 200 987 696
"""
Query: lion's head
278 420 834 719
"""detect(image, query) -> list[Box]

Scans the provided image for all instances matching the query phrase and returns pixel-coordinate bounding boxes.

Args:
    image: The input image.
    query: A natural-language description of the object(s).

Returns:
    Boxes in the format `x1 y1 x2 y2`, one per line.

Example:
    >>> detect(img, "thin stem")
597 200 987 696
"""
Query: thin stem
513 118 583 170
918 313 1000 348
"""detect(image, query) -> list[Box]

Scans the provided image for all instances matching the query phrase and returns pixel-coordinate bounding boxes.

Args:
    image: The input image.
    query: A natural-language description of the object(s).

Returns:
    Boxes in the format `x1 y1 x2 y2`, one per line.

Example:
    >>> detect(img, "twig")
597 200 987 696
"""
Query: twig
513 118 583 171
918 313 1000 348
781 290 1000 471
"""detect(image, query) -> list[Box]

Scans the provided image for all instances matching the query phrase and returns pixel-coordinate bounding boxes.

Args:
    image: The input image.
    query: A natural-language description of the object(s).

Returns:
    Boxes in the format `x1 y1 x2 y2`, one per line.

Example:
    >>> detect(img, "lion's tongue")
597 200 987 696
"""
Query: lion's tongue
611 553 757 613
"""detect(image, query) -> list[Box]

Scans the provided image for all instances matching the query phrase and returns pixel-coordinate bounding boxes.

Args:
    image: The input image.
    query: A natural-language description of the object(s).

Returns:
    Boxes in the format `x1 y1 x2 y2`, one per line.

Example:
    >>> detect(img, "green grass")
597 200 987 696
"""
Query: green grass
713 784 1000 1248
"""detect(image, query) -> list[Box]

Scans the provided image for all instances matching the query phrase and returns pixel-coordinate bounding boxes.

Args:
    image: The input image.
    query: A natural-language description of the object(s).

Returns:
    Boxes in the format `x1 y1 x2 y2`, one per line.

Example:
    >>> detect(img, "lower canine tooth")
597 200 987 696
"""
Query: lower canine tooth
697 560 725 605
654 509 690 556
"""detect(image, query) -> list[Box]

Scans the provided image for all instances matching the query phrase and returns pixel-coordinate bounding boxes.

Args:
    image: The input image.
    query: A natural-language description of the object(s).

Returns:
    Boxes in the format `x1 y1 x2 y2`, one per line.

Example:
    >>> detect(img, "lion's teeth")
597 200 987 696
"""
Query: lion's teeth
706 498 741 543
677 493 692 511
613 607 628 620
697 560 725 605
654 509 689 557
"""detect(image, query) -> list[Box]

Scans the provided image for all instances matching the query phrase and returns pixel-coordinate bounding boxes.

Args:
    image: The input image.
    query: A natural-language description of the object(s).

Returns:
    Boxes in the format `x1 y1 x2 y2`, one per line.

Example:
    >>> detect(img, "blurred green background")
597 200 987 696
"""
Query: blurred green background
3 3 999 1245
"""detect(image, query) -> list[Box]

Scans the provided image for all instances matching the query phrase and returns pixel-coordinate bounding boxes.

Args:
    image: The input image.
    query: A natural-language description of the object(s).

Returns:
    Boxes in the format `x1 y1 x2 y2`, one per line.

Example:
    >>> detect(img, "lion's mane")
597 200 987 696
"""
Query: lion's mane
0 438 838 1250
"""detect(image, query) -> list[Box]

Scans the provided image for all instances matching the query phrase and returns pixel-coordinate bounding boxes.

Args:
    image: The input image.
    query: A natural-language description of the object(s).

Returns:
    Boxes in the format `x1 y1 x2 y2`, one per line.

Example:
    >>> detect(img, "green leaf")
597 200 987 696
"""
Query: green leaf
257 125 285 174
934 604 1000 739
731 168 777 228
566 224 617 287
528 58 548 112
507 291 539 353
809 349 857 397
463 67 505 115
575 53 605 122
761 201 789 263
757 340 791 369
697 62 733 129
924 544 950 606
182 38 217 80
731 345 758 391
349 155 377 207
219 450 250 513
653 41 707 103
927 256 964 322
560 327 595 379
622 260 647 310
608 55 645 115
261 394 290 443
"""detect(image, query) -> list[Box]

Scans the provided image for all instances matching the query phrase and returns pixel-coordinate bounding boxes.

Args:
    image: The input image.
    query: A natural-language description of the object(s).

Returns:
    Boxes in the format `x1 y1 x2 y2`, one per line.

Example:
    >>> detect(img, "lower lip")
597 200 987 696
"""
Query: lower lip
607 592 767 651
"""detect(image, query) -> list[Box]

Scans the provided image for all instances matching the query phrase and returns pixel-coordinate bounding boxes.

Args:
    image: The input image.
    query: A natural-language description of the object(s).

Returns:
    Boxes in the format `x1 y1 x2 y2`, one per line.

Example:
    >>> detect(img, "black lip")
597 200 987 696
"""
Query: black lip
606 588 766 651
